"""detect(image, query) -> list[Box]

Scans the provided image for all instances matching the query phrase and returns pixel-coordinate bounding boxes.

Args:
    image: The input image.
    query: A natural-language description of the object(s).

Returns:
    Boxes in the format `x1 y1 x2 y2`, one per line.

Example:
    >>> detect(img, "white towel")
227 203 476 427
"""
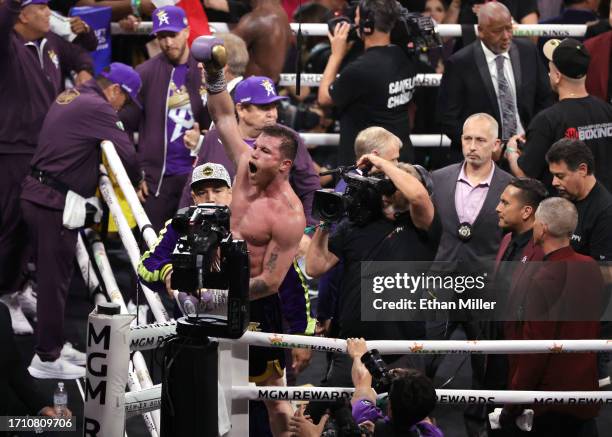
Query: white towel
489 408 534 432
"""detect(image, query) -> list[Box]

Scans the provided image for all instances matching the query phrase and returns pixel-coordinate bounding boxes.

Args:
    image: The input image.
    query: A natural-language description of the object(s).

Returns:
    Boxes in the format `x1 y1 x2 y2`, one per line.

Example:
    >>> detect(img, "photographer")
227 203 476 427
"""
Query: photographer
346 338 442 436
317 0 420 166
305 152 441 409
138 162 232 303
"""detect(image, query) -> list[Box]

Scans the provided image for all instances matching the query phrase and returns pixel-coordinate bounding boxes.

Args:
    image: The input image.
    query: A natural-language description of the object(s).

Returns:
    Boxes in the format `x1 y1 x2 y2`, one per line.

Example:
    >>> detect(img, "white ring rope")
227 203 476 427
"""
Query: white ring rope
111 22 588 38
128 322 612 355
124 384 612 416
101 141 158 249
99 169 169 322
300 133 451 147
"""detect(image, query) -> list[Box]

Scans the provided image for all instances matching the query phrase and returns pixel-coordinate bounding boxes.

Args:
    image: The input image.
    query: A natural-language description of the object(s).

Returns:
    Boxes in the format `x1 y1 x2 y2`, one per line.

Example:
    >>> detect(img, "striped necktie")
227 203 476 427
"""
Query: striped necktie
495 55 517 141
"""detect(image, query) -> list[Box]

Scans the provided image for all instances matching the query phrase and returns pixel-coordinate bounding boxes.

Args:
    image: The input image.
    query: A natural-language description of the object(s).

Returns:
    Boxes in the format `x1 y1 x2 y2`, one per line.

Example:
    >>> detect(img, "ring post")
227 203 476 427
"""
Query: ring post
160 321 220 436
84 302 134 437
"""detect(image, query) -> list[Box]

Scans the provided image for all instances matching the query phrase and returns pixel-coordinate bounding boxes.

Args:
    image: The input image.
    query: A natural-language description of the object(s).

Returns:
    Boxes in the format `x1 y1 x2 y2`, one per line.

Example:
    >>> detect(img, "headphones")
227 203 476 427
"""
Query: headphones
358 0 376 36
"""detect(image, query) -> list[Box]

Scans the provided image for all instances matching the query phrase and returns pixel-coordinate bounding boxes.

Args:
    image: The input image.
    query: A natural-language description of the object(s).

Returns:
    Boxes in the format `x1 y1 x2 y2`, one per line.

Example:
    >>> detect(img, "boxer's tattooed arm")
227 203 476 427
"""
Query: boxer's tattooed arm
265 250 278 273
249 279 271 300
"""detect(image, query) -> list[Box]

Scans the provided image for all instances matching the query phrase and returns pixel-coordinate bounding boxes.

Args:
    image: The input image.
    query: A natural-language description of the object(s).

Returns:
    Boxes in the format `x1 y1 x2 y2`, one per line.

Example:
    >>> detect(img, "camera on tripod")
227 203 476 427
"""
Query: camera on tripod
327 0 441 55
312 166 396 226
171 204 250 339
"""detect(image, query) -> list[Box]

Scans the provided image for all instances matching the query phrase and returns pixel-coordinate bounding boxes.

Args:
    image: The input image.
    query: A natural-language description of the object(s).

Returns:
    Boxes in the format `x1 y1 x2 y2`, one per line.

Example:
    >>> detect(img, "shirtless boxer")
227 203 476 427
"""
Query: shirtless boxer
231 0 291 82
196 38 305 437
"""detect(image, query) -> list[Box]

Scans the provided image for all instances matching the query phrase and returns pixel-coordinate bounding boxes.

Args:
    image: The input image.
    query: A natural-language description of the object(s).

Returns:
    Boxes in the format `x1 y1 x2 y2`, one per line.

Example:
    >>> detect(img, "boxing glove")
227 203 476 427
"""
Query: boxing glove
191 36 227 74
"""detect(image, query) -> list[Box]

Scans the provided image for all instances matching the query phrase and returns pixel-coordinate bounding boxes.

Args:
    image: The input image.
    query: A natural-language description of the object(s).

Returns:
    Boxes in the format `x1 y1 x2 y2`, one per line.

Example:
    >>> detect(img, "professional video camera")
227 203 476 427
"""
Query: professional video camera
312 166 396 226
361 348 393 394
327 0 441 55
170 204 249 339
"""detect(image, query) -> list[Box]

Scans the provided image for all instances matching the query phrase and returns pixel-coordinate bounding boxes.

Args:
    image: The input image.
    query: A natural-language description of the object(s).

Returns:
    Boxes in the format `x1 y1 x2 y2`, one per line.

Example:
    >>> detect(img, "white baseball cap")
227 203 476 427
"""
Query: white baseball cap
191 163 232 188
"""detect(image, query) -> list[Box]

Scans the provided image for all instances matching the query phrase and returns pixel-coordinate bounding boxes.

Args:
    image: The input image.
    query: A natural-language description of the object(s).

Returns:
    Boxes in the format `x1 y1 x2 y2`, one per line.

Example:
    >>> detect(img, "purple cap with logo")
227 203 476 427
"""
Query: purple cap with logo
151 6 188 35
100 62 142 108
21 0 49 8
233 76 288 105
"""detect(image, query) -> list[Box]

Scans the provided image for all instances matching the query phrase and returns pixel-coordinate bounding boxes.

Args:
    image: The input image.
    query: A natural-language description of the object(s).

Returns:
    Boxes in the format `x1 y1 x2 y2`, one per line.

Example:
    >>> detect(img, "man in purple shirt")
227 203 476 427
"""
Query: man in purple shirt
121 5 211 233
0 0 93 334
21 63 141 379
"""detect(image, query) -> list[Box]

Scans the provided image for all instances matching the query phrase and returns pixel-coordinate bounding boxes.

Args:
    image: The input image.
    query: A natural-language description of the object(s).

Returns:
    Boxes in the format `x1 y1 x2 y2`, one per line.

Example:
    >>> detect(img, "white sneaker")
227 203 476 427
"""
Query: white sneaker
61 342 86 366
17 283 37 321
599 376 611 388
0 293 34 335
28 354 85 379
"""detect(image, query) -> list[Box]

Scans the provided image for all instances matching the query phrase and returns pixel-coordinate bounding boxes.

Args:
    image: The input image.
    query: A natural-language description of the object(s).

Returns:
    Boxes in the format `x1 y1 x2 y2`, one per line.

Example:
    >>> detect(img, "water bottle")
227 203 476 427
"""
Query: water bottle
53 382 68 417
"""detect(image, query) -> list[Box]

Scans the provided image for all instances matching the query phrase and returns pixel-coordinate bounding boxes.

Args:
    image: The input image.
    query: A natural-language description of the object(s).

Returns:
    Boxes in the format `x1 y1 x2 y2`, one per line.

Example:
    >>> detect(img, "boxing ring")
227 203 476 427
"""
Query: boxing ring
89 315 612 437
83 124 612 435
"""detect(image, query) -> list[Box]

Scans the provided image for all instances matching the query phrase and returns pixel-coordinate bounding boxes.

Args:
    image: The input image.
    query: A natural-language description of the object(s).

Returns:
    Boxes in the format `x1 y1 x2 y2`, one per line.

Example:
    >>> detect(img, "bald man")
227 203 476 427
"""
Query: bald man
437 1 552 159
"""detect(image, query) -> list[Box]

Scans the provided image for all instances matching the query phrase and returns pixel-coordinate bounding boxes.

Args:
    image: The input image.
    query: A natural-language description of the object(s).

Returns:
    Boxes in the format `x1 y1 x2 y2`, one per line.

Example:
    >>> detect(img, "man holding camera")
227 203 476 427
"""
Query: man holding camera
138 162 233 301
318 0 419 166
346 338 442 436
305 148 440 397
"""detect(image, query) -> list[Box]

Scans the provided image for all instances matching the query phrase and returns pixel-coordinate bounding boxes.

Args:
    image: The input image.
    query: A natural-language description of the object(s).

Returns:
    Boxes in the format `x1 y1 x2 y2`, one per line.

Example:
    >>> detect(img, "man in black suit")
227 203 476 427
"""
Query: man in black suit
437 1 553 161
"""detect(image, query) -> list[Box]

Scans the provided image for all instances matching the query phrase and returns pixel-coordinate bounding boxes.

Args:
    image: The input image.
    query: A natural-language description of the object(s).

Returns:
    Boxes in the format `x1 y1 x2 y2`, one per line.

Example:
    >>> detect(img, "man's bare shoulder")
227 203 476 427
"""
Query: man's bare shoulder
243 5 288 27
267 190 305 243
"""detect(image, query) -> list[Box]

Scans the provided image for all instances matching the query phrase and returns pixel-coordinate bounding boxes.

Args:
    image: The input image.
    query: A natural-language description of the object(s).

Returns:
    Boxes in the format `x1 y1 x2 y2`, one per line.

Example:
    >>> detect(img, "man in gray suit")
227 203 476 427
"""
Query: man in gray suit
429 112 513 437
433 113 513 265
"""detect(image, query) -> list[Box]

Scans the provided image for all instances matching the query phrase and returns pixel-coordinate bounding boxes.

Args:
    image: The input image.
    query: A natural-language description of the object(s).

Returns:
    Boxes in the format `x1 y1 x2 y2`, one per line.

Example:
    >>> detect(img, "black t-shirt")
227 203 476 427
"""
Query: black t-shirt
328 212 442 339
330 45 418 166
571 182 612 261
517 96 612 193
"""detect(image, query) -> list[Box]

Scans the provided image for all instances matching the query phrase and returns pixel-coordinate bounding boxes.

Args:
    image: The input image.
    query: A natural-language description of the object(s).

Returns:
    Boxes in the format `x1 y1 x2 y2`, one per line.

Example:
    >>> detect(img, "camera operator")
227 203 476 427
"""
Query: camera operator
346 338 442 436
138 163 233 310
305 152 441 421
317 0 420 166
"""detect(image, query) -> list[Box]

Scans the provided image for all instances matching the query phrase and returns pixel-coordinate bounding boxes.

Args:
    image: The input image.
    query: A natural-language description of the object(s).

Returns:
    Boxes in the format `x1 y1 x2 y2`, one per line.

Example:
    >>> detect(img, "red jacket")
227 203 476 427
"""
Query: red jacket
505 246 603 419
585 30 612 102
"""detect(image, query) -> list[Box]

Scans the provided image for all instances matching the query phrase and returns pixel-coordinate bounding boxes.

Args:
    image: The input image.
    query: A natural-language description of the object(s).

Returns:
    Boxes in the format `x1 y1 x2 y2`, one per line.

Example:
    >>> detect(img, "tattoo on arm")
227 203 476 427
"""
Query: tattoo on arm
265 250 278 273
249 279 270 300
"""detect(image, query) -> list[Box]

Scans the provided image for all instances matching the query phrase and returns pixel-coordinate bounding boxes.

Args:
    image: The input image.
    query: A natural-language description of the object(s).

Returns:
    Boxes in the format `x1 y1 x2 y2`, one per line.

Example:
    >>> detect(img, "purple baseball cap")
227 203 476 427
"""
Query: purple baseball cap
21 0 49 7
151 6 188 35
100 62 142 108
233 76 288 105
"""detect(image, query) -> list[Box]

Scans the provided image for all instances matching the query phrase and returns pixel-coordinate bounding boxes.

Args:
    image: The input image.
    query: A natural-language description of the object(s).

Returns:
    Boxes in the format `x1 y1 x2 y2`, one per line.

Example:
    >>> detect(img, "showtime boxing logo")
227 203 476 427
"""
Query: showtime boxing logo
565 123 612 141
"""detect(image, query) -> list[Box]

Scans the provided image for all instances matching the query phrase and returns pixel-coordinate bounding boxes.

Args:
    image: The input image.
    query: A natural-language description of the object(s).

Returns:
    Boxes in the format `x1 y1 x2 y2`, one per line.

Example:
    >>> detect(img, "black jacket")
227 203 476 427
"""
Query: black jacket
437 39 553 150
